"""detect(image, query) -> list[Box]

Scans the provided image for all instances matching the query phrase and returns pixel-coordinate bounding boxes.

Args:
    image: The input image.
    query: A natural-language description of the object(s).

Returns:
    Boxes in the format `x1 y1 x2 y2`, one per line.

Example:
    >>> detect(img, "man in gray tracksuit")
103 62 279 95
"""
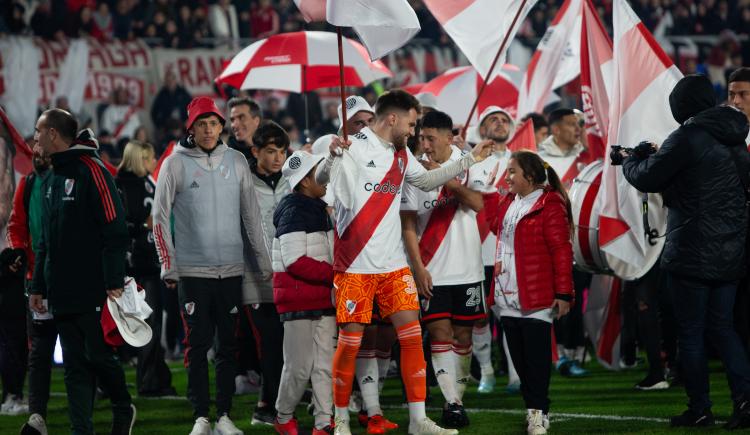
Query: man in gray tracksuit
152 96 272 435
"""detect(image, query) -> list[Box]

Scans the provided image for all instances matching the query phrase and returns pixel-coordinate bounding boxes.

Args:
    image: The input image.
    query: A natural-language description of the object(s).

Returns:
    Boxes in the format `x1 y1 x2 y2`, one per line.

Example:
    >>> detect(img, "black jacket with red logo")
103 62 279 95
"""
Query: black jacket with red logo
31 146 129 315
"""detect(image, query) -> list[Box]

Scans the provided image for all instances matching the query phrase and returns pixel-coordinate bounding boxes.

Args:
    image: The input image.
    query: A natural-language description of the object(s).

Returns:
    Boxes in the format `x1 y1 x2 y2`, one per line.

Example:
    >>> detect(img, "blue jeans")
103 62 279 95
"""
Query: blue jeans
668 272 750 412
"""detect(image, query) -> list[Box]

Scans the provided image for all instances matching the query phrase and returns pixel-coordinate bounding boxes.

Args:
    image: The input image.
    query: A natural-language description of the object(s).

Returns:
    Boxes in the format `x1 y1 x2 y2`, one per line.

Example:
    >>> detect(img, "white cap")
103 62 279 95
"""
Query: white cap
311 134 336 156
106 298 153 347
415 92 439 111
283 150 326 190
477 105 515 138
338 95 374 126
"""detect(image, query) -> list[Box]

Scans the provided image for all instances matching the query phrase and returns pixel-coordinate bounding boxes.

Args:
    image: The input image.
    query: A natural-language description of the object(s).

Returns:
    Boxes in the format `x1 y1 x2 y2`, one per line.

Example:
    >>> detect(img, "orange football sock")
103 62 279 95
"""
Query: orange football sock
396 320 427 403
333 329 363 408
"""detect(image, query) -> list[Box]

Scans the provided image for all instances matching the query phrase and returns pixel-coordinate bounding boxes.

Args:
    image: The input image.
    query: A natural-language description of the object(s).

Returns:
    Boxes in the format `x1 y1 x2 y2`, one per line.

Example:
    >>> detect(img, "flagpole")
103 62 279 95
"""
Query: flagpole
461 0 529 139
337 27 348 141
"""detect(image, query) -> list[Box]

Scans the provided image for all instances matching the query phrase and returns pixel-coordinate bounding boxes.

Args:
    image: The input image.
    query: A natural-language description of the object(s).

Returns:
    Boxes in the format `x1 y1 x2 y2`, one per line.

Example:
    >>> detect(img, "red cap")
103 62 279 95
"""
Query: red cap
186 96 226 130
101 300 126 347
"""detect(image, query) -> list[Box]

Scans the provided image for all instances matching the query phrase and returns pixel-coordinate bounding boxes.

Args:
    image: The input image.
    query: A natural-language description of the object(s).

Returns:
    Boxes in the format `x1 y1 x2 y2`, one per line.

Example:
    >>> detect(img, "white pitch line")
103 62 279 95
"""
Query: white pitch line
380 404 672 423
49 392 675 423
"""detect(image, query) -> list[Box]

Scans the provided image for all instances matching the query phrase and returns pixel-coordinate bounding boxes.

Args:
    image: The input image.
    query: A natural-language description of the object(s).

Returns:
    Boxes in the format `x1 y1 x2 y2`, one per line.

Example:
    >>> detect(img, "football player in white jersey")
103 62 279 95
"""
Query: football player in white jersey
466 106 516 394
400 110 484 428
537 108 585 187
315 90 492 435
334 96 401 434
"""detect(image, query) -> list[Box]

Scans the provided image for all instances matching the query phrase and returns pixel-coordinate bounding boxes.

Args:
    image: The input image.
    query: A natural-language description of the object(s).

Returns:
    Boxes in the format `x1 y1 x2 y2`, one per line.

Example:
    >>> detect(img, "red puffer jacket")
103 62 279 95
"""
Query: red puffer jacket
496 189 574 310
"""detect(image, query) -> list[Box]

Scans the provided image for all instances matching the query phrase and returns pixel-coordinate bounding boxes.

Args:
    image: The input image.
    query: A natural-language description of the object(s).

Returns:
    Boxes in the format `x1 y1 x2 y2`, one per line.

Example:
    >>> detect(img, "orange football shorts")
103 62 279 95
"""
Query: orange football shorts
334 267 419 324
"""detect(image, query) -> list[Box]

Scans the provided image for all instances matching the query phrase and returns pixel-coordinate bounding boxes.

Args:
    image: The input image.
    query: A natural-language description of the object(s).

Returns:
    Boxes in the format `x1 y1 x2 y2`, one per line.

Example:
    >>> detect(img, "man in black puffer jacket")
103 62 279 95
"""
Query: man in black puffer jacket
622 74 750 430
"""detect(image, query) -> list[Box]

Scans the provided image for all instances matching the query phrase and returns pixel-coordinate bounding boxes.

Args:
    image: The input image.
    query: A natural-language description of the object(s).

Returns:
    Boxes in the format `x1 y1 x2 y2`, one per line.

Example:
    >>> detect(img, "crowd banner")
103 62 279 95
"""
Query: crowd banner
152 47 236 97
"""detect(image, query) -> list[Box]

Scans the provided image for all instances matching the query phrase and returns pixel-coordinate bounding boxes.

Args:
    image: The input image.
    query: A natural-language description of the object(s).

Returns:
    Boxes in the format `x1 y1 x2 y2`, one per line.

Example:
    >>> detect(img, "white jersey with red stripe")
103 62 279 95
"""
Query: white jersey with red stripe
468 149 511 266
332 128 427 274
401 146 484 286
538 136 585 186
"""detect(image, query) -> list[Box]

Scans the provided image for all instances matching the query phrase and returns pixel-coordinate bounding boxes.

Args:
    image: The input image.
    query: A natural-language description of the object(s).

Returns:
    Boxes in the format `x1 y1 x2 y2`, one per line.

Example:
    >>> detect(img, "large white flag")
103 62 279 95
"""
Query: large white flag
597 0 682 280
517 0 582 118
293 0 420 60
423 0 538 79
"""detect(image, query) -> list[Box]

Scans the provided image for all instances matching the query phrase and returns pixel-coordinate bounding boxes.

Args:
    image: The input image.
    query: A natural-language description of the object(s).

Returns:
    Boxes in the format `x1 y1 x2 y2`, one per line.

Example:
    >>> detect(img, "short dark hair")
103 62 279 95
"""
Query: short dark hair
421 110 453 132
253 120 290 149
729 67 750 85
521 112 549 132
548 108 576 126
228 97 262 118
42 108 78 142
375 89 421 117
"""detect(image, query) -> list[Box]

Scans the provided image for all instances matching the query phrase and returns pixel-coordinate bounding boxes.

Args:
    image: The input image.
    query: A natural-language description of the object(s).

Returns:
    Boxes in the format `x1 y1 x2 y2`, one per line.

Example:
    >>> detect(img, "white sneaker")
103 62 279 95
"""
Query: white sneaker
214 415 243 435
234 375 257 395
22 413 48 435
525 410 550 429
1 395 28 415
189 417 212 435
526 409 547 435
333 417 352 435
408 417 459 435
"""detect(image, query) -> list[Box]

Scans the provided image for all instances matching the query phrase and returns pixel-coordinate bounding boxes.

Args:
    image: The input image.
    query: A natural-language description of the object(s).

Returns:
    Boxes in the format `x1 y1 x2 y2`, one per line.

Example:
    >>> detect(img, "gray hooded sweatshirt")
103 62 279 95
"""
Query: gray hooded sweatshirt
152 139 272 281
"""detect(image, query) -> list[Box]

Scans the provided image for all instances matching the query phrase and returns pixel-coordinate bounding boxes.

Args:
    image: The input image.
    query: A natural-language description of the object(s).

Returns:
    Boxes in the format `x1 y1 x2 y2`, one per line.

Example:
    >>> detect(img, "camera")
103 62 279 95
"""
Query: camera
610 141 657 166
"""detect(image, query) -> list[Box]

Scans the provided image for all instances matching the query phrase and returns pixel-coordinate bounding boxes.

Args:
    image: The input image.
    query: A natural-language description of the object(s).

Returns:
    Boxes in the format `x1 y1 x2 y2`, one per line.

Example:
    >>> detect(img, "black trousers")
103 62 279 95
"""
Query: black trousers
501 316 552 413
56 311 132 435
136 275 173 394
244 302 284 409
163 281 181 352
179 276 241 418
554 270 590 350
0 313 27 401
624 264 663 376
26 312 57 417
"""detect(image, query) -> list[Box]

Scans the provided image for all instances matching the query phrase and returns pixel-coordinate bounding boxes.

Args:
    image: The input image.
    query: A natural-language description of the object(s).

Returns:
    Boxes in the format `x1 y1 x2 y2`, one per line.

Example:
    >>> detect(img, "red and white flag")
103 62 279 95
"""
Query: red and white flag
293 0 420 60
517 0 582 119
597 0 681 280
423 0 538 79
506 119 537 152
579 0 613 161
583 275 623 370
0 107 33 249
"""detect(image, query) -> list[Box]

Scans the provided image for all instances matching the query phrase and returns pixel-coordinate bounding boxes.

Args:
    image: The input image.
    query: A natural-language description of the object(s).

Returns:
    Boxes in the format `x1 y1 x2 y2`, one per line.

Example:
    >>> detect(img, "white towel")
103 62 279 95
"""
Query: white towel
117 277 153 320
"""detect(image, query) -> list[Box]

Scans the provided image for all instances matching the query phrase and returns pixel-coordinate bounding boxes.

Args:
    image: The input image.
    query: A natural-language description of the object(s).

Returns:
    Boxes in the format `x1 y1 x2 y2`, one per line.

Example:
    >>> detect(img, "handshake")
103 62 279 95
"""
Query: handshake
610 141 657 166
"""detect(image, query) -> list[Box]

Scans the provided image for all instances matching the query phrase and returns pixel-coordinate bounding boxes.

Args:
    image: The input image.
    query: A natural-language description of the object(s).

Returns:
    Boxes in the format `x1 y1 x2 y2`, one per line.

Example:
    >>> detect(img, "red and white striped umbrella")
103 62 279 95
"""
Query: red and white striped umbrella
418 65 522 126
215 31 392 93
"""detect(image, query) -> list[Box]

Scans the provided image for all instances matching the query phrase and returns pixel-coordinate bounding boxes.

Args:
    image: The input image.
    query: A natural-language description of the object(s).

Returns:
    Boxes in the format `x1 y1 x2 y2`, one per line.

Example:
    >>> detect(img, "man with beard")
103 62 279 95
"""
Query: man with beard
467 106 515 394
6 148 51 433
315 89 492 435
537 108 584 186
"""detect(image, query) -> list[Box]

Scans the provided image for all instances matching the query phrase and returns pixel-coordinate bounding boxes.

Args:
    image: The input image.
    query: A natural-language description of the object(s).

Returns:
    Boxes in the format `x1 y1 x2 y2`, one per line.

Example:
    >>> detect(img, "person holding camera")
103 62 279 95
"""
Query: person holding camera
618 74 750 429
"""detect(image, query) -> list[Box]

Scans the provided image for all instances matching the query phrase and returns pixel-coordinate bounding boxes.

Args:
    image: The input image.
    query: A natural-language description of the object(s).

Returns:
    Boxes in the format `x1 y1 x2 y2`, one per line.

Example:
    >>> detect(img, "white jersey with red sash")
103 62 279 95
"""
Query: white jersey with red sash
538 136 587 188
469 149 511 266
333 128 428 274
400 145 484 286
